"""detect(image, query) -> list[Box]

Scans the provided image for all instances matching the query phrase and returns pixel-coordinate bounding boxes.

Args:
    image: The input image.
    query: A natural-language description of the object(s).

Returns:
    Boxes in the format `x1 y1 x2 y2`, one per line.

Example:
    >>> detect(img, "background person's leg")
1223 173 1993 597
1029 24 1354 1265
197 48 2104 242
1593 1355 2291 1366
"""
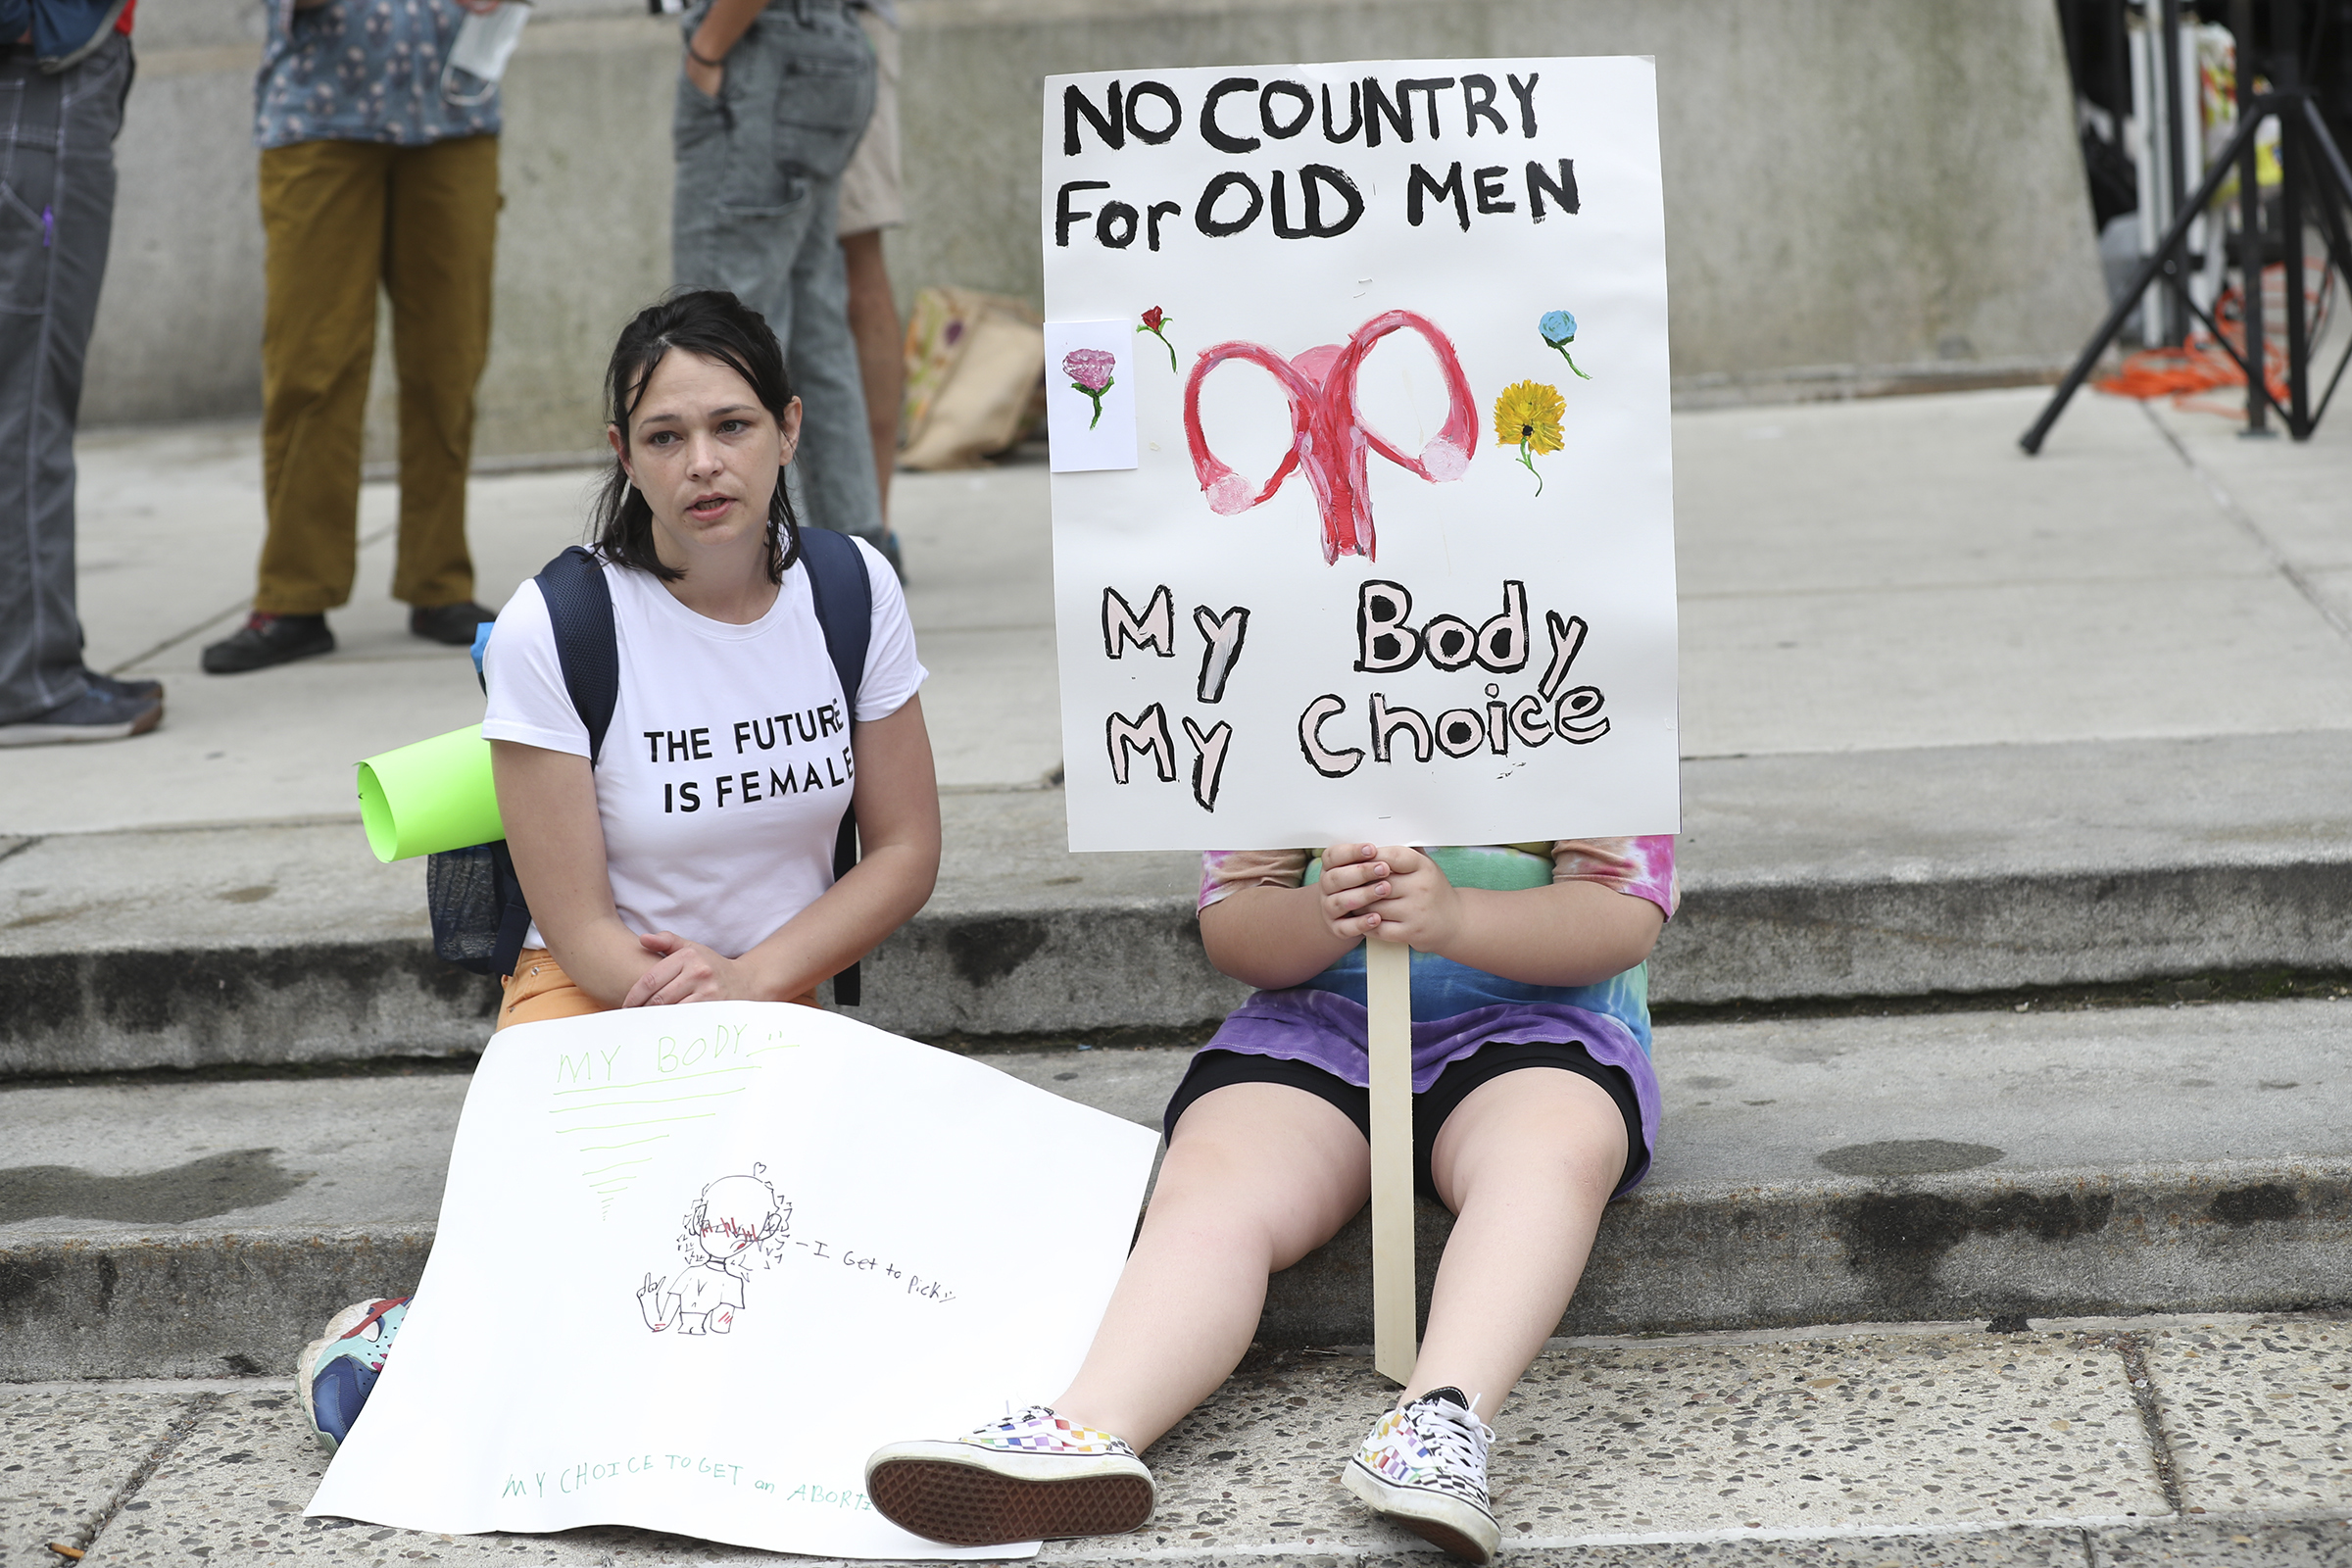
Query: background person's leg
668 8 790 318
783 187 884 549
0 38 129 727
835 4 903 524
671 3 883 552
1408 1068 1629 1414
1053 1082 1371 1452
840 227 900 521
770 5 884 552
384 132 498 619
253 140 392 616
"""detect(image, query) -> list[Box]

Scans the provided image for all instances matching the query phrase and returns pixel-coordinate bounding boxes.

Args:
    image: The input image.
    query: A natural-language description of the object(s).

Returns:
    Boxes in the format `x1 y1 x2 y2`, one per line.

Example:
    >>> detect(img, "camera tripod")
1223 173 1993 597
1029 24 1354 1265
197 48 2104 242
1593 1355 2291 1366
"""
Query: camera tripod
2023 0 2352 453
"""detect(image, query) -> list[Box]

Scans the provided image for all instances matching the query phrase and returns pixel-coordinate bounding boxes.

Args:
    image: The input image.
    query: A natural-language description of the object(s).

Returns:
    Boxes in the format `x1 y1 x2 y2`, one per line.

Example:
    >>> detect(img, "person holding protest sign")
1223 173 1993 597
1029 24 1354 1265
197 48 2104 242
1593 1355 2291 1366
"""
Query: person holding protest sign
867 836 1671 1563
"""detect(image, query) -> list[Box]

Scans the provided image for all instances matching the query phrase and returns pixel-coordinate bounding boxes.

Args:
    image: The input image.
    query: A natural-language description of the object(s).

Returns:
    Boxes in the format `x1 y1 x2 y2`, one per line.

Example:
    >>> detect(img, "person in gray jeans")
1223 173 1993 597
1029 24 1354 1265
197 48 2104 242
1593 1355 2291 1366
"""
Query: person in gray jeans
0 7 161 746
672 0 896 575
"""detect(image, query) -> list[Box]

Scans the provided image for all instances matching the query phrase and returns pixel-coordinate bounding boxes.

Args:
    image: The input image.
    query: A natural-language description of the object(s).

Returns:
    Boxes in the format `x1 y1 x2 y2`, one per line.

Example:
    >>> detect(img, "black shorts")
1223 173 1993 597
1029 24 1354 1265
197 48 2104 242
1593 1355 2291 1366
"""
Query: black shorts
1161 1039 1645 1197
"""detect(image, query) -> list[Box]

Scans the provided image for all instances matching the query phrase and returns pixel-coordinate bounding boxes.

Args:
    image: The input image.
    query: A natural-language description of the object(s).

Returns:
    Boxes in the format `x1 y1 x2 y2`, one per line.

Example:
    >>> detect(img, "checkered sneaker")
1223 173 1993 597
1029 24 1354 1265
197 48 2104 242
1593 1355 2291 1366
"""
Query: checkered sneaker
1342 1387 1501 1564
960 1405 1136 1456
866 1406 1155 1546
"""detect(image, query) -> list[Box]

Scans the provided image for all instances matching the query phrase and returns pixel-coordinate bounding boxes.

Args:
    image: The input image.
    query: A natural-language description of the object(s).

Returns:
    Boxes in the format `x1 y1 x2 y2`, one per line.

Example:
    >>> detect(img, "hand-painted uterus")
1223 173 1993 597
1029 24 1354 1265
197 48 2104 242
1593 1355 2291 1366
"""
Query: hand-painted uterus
1183 310 1478 564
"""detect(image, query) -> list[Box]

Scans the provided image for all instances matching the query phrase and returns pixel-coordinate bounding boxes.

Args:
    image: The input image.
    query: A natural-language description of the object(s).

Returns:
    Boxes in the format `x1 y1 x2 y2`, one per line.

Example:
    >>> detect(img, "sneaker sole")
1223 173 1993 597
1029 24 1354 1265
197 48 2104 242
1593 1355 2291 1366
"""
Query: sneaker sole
0 704 162 747
1343 1459 1500 1564
866 1451 1152 1545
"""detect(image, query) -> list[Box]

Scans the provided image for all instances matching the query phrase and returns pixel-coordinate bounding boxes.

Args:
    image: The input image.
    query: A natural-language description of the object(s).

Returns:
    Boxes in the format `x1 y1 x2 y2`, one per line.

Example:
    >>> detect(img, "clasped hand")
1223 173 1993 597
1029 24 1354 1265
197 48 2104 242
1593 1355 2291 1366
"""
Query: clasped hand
1314 842 1461 952
623 930 749 1007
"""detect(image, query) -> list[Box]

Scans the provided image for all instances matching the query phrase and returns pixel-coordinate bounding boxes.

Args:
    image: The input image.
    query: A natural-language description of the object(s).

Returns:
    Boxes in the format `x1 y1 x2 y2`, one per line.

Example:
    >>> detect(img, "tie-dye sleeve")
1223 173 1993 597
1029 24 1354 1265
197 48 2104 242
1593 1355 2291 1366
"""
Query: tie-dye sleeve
1199 849 1310 910
1551 835 1679 921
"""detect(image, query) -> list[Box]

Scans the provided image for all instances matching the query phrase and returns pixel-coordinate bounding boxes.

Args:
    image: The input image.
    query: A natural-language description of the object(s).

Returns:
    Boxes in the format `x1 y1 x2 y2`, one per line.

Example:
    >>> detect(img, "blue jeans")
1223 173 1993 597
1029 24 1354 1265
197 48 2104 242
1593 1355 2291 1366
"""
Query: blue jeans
671 0 882 547
0 34 129 723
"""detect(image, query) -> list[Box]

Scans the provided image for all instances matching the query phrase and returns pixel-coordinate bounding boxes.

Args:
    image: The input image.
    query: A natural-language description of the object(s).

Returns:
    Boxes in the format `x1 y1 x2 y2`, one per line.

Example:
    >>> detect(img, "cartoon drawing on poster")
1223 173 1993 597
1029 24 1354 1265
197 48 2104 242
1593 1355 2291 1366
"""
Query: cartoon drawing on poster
306 1004 1157 1560
1043 57 1680 853
637 1167 790 1335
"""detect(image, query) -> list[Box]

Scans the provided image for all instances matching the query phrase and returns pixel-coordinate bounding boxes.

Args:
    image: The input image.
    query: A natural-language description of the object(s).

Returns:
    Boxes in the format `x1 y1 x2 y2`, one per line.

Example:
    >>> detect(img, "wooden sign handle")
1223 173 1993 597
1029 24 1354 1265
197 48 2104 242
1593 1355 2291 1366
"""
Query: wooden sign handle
1365 936 1416 1385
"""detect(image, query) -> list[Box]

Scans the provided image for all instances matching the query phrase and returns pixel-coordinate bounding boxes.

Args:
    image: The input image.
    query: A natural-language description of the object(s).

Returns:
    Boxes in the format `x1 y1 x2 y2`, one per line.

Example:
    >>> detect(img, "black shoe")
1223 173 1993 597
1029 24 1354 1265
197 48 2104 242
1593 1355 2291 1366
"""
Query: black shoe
85 668 164 703
409 602 497 646
0 681 164 747
202 612 335 674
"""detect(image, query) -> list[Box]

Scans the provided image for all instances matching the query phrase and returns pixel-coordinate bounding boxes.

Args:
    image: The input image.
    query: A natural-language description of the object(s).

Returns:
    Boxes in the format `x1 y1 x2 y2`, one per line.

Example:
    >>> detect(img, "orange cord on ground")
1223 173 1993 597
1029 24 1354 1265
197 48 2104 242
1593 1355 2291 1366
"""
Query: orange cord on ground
2095 261 2336 414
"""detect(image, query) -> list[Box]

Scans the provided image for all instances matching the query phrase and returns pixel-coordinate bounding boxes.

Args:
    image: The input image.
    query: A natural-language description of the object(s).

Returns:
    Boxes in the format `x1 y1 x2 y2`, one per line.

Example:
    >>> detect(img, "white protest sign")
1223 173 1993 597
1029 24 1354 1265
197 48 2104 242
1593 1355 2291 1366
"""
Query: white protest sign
1043 57 1679 851
308 1004 1158 1559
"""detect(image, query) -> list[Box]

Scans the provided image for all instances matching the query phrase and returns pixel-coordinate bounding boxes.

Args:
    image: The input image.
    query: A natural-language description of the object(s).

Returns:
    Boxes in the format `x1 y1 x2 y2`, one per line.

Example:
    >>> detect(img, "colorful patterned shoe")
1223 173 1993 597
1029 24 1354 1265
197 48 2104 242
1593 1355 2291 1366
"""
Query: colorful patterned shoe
865 1405 1155 1545
296 1298 410 1449
1342 1386 1501 1563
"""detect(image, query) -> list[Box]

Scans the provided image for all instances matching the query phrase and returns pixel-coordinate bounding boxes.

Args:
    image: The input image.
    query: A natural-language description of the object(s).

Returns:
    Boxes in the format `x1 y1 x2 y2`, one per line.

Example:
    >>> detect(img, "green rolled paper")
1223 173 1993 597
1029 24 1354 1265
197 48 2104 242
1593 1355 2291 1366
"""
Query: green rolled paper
357 724 505 862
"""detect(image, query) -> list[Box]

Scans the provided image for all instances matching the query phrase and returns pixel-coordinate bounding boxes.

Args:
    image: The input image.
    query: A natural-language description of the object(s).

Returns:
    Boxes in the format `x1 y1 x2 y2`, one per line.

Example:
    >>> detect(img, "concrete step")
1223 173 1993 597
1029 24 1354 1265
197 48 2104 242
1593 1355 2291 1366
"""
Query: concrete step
12 1313 2352 1564
4 999 2344 1382
6 730 2350 1078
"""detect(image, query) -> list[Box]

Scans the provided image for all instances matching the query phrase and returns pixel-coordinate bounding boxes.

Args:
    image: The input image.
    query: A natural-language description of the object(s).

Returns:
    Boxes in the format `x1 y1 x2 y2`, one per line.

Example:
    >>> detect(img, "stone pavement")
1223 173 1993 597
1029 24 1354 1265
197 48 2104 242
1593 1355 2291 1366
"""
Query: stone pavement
6 1314 2349 1565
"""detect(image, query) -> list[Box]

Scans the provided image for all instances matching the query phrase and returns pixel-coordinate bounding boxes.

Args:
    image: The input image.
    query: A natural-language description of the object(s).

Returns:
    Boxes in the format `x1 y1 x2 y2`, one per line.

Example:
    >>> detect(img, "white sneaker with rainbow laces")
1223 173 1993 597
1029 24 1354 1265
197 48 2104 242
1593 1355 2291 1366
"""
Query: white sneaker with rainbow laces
1342 1385 1501 1563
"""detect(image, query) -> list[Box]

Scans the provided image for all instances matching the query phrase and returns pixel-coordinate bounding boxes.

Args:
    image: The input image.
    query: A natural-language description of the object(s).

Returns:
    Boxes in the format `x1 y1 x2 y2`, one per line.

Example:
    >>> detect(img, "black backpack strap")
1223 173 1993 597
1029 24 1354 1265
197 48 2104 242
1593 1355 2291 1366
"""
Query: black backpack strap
536 545 621 765
487 840 535 978
797 528 873 1004
798 528 872 745
487 547 620 980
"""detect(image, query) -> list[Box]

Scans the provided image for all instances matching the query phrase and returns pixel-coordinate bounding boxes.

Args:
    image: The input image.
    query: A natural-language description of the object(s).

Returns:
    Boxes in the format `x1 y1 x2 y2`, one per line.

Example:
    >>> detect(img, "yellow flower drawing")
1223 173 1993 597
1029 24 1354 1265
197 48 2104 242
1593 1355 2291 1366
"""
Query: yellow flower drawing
1493 380 1565 494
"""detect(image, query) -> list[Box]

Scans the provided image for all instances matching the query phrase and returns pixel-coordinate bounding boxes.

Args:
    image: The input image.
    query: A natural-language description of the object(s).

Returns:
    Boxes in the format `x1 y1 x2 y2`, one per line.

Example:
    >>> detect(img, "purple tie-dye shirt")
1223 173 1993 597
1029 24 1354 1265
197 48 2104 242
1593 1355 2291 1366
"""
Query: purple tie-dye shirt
1195 836 1677 1194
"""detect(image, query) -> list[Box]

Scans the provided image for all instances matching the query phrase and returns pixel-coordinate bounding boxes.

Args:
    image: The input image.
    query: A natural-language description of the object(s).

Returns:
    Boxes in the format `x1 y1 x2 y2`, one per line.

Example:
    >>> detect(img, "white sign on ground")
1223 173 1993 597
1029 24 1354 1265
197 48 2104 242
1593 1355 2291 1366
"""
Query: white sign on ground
1043 57 1679 852
307 1004 1158 1559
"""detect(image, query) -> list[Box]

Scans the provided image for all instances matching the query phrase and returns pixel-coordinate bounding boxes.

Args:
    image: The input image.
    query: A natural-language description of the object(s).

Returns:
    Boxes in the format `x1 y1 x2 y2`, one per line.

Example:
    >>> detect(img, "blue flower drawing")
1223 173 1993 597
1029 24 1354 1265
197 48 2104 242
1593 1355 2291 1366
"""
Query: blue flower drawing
1539 310 1591 380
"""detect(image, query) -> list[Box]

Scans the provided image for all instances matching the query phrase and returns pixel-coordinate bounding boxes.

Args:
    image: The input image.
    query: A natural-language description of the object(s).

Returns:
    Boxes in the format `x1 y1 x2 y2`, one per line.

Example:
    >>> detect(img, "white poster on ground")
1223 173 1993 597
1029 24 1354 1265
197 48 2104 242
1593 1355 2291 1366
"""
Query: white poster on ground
307 1004 1158 1559
1043 57 1679 852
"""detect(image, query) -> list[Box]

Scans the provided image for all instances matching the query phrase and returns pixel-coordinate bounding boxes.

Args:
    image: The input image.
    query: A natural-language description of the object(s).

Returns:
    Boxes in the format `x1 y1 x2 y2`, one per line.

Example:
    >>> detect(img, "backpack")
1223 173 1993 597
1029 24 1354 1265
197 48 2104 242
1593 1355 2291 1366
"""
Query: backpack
426 533 874 1004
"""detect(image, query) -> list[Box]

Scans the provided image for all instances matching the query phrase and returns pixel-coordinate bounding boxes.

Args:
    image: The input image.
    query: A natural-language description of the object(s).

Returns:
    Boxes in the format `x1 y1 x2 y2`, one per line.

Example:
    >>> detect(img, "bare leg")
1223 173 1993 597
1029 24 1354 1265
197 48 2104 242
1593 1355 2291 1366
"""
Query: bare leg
1054 1083 1370 1451
840 228 902 522
1404 1069 1626 1415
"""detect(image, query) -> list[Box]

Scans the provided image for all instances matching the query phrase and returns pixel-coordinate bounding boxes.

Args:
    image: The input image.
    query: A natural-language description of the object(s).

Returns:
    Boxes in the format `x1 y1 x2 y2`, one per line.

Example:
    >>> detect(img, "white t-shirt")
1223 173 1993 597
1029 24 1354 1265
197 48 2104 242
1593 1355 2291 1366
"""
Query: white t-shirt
481 541 926 958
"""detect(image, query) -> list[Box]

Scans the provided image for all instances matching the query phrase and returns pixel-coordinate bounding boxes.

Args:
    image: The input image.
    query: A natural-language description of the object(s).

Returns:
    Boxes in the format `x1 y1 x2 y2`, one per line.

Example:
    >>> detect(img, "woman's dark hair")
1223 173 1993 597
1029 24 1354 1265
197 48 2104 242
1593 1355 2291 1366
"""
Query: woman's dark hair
592 290 801 584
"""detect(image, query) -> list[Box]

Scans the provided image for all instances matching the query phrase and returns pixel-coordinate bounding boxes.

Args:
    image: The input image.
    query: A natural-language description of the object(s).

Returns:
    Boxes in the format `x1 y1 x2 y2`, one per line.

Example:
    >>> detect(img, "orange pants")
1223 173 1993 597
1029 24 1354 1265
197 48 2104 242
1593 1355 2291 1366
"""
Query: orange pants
497 949 820 1031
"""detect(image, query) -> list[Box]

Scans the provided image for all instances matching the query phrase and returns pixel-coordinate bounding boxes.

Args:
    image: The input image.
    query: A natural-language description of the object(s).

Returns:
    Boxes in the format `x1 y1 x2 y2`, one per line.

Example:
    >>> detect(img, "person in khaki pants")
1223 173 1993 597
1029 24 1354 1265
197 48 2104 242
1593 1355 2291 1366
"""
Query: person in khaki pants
204 0 506 674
